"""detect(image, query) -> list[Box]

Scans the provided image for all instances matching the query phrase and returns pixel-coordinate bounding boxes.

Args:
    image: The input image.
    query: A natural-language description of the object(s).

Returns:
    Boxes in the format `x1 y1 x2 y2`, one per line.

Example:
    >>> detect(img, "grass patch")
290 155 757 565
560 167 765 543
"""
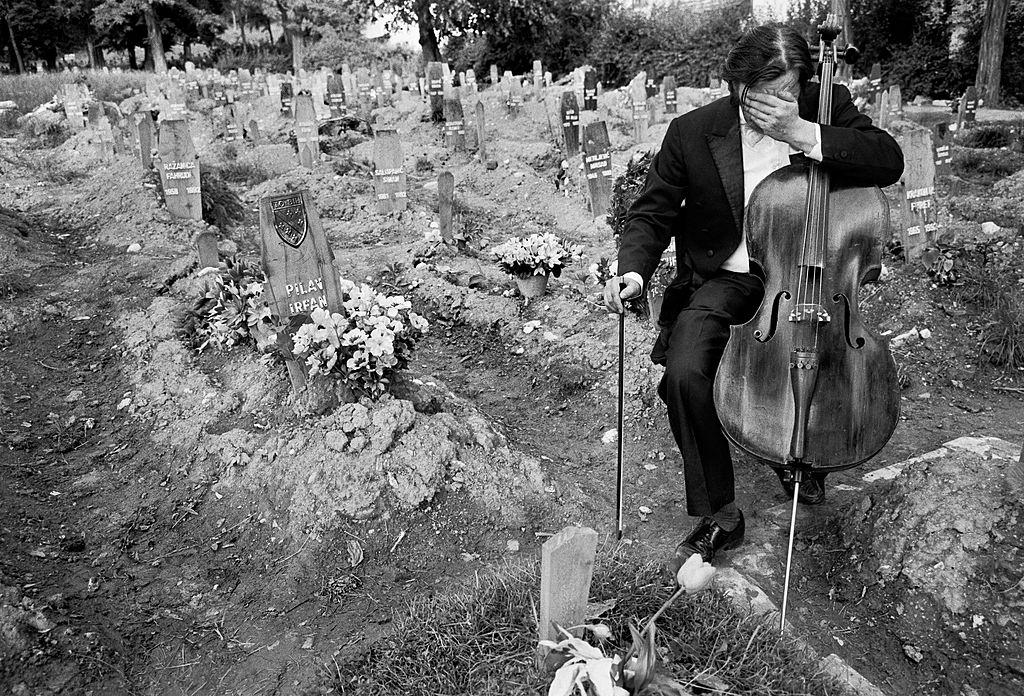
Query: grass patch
216 160 273 186
0 71 147 111
327 552 845 695
952 147 1024 183
954 236 1024 370
955 123 1014 149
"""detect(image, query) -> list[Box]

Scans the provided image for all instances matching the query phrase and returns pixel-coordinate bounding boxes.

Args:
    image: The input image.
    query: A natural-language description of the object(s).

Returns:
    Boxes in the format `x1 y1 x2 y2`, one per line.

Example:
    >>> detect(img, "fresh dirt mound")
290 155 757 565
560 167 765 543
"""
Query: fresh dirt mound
833 437 1023 693
117 290 546 537
0 206 30 264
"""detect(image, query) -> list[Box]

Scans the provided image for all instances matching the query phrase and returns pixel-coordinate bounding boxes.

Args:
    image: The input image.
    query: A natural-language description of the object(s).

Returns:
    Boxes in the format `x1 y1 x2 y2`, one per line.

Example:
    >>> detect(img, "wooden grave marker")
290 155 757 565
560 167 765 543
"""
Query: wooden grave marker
900 128 938 261
438 171 455 243
136 112 155 171
427 61 445 122
582 121 613 218
442 97 467 151
195 231 219 269
224 102 240 142
280 81 294 116
86 102 115 162
327 74 345 117
560 92 581 158
962 85 979 126
888 85 903 121
465 68 477 92
583 69 598 111
247 118 263 144
663 75 678 114
505 71 523 116
372 129 408 214
259 190 347 392
537 526 598 646
869 63 883 106
61 84 87 133
294 93 318 168
532 60 543 99
157 119 202 222
489 64 499 86
475 100 495 168
932 122 953 176
629 75 648 142
877 90 891 130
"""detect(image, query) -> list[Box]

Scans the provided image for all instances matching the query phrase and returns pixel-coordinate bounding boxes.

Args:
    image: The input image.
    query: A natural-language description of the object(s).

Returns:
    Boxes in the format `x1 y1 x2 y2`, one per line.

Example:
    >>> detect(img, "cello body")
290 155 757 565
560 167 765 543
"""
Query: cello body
713 165 900 472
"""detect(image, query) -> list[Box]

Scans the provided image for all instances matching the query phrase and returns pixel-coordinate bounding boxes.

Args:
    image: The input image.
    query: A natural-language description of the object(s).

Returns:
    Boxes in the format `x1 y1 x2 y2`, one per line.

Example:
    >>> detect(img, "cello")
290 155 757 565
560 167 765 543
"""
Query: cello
713 16 900 632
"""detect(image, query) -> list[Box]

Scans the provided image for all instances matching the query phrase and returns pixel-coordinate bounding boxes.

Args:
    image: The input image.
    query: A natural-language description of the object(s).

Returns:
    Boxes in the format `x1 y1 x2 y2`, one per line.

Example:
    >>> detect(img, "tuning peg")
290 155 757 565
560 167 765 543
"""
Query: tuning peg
842 44 861 65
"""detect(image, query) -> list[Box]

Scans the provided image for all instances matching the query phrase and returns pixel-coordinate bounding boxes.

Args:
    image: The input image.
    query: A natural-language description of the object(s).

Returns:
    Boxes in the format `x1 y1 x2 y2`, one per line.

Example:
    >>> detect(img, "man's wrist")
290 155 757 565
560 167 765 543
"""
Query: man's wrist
788 119 818 153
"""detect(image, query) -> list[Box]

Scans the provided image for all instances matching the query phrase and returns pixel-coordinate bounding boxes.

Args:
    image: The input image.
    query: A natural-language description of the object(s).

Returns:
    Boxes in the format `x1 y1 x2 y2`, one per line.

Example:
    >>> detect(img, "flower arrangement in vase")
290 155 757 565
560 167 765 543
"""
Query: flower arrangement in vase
492 232 582 298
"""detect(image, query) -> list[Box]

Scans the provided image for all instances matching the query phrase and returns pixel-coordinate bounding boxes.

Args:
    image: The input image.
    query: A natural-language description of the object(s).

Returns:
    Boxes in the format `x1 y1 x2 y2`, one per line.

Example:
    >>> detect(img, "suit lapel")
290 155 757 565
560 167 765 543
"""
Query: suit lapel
705 104 744 235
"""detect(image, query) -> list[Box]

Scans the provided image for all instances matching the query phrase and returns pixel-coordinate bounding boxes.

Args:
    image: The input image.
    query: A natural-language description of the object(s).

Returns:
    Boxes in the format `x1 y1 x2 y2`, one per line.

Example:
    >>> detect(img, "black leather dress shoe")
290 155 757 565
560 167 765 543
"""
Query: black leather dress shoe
671 511 745 566
774 468 827 505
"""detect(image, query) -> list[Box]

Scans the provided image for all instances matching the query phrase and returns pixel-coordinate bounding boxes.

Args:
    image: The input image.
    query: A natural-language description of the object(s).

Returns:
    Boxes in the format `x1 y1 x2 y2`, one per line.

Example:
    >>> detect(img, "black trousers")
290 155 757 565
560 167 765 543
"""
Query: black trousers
653 270 764 518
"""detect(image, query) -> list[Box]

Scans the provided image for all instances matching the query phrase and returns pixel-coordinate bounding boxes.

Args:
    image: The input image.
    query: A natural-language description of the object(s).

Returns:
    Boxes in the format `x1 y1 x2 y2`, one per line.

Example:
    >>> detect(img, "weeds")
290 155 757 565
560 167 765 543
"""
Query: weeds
216 159 273 186
956 123 1014 149
0 71 146 111
326 552 846 696
952 147 1024 183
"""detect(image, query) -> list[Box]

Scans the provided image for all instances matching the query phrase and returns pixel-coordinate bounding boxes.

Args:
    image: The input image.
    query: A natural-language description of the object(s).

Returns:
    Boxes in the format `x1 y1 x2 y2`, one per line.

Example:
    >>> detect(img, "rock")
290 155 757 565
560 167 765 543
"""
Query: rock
65 390 84 403
325 430 349 452
919 328 932 340
890 327 920 348
127 242 142 253
348 435 367 452
981 221 1001 235
506 540 520 552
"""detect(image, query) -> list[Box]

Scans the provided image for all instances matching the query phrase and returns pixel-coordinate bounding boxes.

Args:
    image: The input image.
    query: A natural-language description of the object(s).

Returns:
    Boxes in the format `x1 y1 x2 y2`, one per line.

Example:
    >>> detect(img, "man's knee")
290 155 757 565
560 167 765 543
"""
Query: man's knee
662 356 712 401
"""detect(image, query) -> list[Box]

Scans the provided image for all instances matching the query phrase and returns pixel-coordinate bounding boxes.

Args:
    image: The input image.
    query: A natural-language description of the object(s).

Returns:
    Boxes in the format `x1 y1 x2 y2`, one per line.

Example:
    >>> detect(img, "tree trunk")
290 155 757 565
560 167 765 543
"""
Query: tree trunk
291 31 303 74
975 0 1011 106
143 2 168 74
87 38 96 69
239 11 248 49
128 46 138 71
415 0 442 63
832 0 854 81
4 16 24 73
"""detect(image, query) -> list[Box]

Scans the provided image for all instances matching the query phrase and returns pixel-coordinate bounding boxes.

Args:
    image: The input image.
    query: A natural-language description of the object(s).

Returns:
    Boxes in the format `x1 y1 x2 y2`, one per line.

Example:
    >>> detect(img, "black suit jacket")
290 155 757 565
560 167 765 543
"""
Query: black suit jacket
618 83 904 285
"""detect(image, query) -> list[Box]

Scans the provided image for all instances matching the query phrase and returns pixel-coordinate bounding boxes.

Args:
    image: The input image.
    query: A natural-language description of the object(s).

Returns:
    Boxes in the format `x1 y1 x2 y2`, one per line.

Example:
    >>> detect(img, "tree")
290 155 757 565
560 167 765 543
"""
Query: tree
975 0 1011 104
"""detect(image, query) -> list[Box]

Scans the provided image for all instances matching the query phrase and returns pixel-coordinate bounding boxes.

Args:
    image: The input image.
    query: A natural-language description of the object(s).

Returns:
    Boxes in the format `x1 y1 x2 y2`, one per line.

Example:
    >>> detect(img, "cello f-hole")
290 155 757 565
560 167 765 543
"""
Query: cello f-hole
753 291 791 342
834 292 866 349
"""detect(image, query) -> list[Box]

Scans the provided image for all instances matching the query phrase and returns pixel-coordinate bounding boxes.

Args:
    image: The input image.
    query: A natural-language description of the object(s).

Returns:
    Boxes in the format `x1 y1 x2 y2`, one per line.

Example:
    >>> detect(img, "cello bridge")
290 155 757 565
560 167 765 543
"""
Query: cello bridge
788 303 831 323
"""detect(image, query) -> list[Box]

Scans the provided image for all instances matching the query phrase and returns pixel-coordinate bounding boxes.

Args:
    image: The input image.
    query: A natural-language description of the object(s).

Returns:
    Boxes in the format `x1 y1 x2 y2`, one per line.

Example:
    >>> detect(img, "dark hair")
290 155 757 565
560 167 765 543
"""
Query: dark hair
722 24 814 106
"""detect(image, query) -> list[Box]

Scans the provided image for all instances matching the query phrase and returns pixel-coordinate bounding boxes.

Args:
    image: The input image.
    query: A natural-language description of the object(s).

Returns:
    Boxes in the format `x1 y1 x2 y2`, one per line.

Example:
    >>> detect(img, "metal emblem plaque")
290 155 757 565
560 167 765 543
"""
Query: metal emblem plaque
271 194 307 248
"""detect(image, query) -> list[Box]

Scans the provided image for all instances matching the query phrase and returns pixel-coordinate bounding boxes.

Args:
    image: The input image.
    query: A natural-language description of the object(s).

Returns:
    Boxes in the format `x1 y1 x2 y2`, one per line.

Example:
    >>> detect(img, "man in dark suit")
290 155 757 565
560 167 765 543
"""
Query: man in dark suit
603 24 903 564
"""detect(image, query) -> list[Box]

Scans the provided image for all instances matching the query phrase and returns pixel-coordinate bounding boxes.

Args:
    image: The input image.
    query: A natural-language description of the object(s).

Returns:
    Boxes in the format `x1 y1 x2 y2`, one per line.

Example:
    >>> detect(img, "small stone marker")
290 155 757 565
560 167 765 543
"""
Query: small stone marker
427 61 444 122
583 70 598 111
280 81 294 116
583 121 613 218
663 75 677 114
136 112 155 170
442 97 466 151
560 92 581 157
629 75 648 142
259 190 346 392
900 128 938 261
438 171 455 243
157 119 201 222
372 129 408 214
538 526 598 646
294 93 318 168
932 122 953 176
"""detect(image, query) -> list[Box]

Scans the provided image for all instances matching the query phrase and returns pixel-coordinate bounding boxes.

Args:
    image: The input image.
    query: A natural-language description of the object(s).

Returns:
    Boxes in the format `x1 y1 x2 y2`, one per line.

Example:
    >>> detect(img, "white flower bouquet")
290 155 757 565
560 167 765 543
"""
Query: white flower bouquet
492 232 582 279
290 278 429 398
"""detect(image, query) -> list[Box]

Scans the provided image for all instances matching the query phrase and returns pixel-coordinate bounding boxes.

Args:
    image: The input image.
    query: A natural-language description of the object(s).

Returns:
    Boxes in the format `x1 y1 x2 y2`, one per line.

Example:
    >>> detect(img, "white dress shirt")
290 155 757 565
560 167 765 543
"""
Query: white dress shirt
624 111 823 288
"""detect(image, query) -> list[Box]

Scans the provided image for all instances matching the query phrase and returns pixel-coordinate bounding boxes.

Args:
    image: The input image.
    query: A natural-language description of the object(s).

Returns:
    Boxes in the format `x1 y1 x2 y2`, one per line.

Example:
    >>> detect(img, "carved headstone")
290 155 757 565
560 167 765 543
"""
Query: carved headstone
663 75 677 115
583 70 597 111
372 129 408 214
259 190 347 392
538 527 599 645
443 97 466 151
560 92 581 158
157 119 202 221
294 93 318 168
582 121 612 218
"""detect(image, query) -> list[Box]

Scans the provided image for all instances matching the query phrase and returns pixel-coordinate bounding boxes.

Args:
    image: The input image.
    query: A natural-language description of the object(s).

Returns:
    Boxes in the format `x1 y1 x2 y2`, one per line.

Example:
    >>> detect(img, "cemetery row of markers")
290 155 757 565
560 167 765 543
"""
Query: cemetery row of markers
58 59 987 394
